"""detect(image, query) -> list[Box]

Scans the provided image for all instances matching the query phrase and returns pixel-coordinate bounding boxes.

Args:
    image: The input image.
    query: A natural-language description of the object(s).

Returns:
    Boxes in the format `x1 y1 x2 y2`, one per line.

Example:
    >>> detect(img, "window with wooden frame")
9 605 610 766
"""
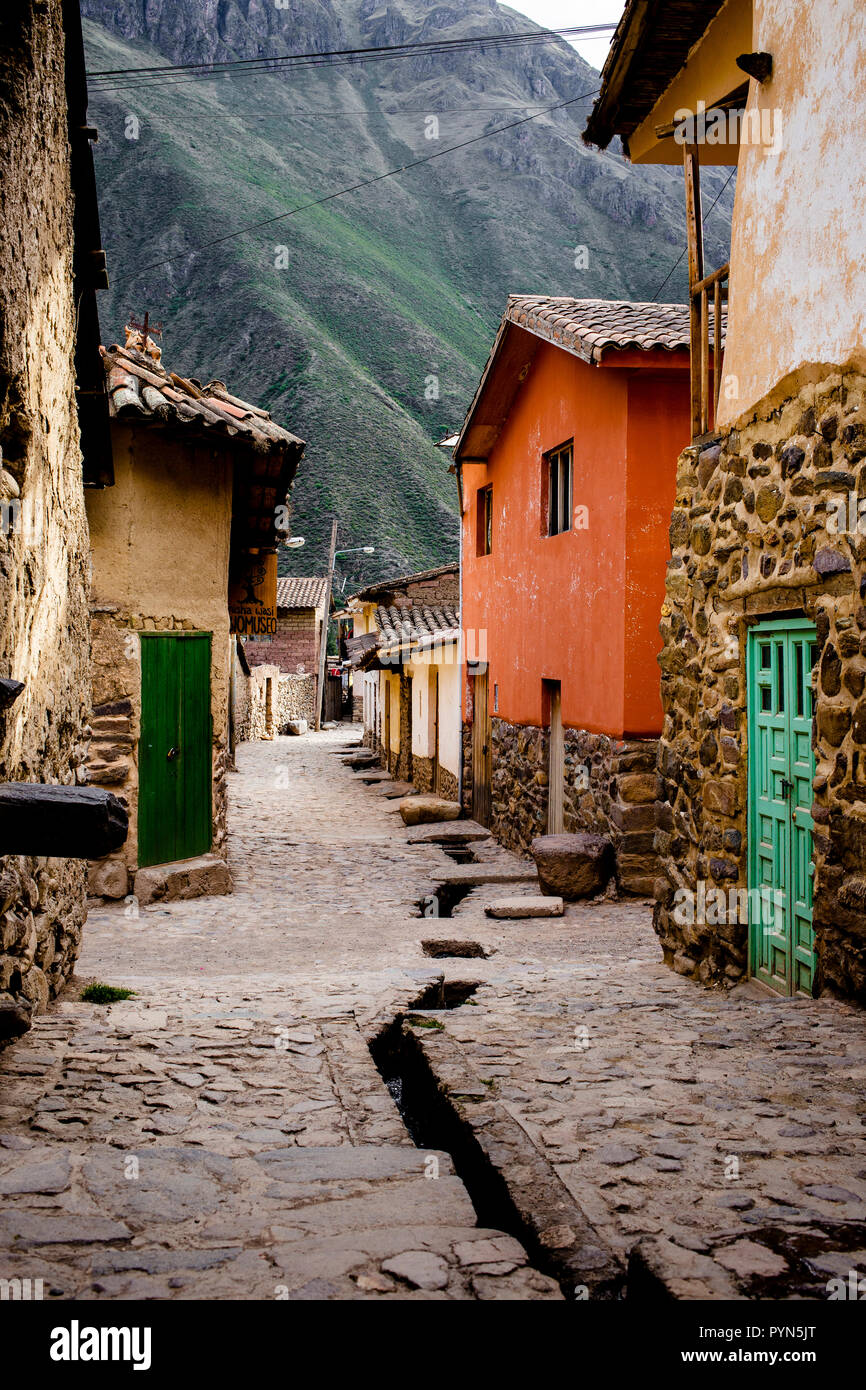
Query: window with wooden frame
476 484 493 556
545 442 573 537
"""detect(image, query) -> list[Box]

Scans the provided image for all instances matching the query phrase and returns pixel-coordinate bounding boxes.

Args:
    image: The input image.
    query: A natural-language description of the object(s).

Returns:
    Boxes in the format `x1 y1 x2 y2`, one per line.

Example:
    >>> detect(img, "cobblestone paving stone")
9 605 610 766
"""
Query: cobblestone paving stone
1 728 864 1300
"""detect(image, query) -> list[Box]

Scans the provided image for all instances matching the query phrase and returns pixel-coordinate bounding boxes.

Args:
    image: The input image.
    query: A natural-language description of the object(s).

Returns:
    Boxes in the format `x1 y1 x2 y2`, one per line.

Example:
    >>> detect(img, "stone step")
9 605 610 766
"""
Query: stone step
406 820 491 844
430 865 538 887
133 853 232 906
485 897 564 919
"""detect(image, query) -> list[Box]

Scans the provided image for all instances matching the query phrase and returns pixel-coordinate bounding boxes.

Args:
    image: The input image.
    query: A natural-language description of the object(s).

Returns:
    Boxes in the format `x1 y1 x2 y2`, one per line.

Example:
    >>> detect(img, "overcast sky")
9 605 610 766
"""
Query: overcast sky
504 1 625 67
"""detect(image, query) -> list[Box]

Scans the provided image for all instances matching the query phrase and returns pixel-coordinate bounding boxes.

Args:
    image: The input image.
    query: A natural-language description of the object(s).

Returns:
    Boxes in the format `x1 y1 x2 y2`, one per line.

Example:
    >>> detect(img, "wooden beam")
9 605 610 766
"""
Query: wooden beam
683 140 704 440
0 678 25 710
0 784 128 858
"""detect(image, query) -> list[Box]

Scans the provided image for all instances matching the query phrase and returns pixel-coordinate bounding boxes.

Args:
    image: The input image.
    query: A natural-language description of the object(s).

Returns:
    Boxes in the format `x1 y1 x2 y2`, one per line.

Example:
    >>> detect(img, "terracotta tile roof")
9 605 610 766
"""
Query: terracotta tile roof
374 604 460 647
100 337 303 455
505 295 725 364
276 576 329 611
348 562 459 603
455 295 725 462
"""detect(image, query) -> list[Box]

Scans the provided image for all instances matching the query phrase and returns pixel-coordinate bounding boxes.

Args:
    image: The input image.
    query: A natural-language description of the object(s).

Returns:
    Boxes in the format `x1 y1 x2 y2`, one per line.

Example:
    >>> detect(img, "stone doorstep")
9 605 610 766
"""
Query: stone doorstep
484 897 564 919
133 854 233 907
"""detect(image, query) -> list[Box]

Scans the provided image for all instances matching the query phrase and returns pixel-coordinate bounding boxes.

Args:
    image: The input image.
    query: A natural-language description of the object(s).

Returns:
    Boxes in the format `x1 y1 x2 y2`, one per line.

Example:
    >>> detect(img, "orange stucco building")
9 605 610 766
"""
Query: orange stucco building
455 296 715 888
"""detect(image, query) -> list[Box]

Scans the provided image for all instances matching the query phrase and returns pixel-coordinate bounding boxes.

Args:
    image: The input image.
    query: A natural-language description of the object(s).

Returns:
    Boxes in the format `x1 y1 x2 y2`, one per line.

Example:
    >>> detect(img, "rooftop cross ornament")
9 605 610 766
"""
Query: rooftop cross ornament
126 313 164 362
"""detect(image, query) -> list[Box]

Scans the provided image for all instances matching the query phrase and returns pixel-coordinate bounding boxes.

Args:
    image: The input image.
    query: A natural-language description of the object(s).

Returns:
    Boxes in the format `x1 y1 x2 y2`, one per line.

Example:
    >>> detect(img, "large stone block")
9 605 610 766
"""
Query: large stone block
617 772 659 804
133 854 232 906
531 833 614 900
88 858 129 900
399 796 462 826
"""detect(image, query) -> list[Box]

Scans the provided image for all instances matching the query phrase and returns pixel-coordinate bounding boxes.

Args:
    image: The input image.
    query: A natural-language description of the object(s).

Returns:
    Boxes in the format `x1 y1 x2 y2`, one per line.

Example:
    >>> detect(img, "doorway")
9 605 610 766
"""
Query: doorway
472 669 492 826
544 679 564 834
430 668 440 794
139 633 212 868
747 618 817 996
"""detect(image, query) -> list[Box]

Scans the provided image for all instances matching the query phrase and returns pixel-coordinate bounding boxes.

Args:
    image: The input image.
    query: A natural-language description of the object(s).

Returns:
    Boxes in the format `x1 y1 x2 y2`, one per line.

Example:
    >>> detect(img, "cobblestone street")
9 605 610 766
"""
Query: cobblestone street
1 729 865 1300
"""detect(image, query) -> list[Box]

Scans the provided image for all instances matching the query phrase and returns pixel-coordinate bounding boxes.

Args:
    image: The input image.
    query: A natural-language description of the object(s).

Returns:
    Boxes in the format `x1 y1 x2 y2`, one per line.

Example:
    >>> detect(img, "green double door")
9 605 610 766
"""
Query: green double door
139 633 212 869
747 618 817 996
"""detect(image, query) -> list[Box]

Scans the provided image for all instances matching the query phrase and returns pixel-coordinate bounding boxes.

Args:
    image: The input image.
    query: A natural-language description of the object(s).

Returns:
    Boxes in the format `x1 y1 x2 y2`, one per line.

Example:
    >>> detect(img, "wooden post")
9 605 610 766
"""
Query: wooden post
713 276 723 423
683 141 704 441
316 518 338 731
701 287 710 436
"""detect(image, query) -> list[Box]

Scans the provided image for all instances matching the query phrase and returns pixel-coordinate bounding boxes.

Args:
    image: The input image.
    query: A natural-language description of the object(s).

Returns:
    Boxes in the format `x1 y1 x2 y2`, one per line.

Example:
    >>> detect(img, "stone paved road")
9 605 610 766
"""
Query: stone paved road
1 728 865 1300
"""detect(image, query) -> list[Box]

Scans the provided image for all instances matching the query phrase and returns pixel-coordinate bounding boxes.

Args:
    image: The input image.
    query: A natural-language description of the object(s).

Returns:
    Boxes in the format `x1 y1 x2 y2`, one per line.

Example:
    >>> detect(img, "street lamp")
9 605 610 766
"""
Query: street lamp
317 533 376 729
284 536 305 548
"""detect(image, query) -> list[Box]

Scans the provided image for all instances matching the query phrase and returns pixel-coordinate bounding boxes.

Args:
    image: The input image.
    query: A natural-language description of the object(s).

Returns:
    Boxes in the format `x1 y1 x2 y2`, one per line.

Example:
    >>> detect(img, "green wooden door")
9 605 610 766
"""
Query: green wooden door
139 633 212 868
747 618 817 996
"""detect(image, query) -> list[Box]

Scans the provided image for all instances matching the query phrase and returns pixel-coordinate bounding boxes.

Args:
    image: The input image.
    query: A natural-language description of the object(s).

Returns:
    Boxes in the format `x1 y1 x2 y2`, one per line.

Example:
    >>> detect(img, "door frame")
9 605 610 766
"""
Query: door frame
138 630 213 869
544 678 564 834
746 615 817 997
430 667 440 795
471 669 492 826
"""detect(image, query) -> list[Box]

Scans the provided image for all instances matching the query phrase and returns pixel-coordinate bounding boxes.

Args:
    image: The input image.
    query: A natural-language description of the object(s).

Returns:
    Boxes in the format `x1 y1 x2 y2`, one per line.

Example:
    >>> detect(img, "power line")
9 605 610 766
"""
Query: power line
88 24 614 79
87 25 615 95
116 84 600 283
649 167 736 303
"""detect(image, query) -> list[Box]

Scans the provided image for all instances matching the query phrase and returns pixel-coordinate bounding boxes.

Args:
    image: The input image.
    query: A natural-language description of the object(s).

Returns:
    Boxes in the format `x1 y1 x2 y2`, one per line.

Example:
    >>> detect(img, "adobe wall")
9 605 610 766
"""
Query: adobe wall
655 367 866 999
85 427 235 898
0 1 92 1038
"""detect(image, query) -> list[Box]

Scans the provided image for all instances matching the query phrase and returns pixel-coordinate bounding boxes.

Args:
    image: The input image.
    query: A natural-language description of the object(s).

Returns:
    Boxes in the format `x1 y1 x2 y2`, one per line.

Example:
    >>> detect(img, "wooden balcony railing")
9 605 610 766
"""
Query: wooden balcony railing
683 141 728 442
691 261 728 440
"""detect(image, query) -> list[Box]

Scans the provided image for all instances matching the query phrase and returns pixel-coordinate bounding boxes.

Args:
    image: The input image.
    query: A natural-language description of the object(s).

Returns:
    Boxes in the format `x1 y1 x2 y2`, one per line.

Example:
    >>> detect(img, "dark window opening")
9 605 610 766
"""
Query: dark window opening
476 485 493 556
546 443 573 537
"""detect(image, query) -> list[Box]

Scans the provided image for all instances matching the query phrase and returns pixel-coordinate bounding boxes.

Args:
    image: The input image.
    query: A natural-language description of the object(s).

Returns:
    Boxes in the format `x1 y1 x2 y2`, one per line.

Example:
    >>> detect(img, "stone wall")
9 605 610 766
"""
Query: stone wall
234 667 316 742
413 754 434 793
655 366 866 999
395 673 413 782
278 672 316 729
0 2 93 1038
465 718 658 891
244 663 280 741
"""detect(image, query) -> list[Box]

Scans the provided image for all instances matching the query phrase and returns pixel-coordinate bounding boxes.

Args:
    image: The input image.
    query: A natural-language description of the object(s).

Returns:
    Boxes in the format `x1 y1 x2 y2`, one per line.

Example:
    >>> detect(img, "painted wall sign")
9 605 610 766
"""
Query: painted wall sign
229 550 277 637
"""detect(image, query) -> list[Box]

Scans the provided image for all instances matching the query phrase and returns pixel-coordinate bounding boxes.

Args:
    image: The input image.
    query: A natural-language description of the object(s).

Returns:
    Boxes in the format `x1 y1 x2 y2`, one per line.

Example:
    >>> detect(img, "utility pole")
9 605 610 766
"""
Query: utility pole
316 518 338 730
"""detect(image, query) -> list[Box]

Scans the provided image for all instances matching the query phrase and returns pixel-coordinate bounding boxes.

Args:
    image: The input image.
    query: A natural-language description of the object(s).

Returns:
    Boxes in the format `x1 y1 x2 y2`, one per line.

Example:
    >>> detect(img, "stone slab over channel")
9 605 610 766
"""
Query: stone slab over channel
485 897 564 919
1 728 865 1301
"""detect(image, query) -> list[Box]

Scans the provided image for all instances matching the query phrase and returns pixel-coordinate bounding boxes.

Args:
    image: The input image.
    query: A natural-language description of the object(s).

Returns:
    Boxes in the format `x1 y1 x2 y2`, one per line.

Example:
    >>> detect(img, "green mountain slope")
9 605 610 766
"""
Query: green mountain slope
81 0 733 582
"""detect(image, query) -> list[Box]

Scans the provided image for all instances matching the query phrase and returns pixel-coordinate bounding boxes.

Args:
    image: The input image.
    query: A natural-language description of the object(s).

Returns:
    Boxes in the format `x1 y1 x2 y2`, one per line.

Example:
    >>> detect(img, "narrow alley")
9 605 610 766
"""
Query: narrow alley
1 730 864 1301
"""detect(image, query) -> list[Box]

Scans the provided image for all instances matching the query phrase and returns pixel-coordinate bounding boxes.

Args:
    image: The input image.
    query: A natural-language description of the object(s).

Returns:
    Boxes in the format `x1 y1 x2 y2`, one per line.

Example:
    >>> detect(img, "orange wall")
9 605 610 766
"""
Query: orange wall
461 340 689 738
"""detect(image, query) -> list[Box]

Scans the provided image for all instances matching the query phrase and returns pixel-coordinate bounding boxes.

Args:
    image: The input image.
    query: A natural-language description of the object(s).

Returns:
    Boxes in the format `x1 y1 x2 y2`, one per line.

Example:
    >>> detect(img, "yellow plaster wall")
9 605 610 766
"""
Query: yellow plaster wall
85 424 234 874
628 0 752 165
719 0 866 424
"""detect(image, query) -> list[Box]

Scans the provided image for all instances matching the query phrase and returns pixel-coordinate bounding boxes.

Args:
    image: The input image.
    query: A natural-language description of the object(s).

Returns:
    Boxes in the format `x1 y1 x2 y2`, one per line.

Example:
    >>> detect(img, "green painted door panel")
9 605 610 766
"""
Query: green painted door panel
747 619 816 997
139 634 212 868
